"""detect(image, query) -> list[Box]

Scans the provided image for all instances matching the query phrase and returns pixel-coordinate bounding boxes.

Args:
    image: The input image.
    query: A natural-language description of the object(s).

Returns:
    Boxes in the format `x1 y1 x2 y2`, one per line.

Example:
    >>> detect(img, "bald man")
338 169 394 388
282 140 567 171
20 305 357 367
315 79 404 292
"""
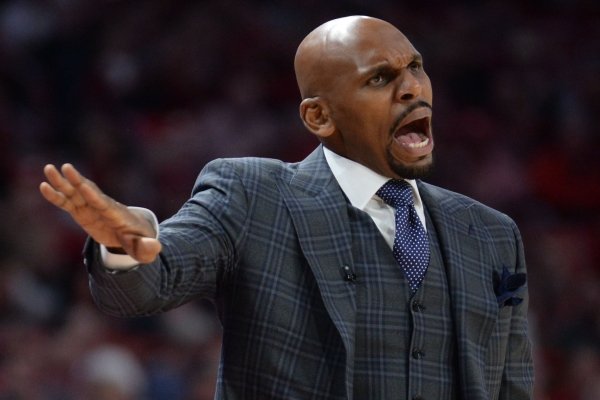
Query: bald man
41 16 533 400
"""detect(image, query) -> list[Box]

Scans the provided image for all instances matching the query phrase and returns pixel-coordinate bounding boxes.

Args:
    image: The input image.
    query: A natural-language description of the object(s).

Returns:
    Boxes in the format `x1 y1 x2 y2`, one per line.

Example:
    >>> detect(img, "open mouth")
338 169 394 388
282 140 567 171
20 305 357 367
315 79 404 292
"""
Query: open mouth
392 108 433 153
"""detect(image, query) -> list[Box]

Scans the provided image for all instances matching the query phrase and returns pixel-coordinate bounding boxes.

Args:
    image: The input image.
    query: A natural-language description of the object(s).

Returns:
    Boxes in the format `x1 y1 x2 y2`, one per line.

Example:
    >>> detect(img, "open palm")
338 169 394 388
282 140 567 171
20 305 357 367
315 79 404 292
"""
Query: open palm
39 164 161 264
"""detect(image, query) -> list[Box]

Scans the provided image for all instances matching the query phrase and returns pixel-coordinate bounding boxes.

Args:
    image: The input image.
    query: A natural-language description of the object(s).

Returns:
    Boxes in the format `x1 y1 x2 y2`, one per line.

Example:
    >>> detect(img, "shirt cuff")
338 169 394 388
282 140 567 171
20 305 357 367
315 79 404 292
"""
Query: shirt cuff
99 206 160 271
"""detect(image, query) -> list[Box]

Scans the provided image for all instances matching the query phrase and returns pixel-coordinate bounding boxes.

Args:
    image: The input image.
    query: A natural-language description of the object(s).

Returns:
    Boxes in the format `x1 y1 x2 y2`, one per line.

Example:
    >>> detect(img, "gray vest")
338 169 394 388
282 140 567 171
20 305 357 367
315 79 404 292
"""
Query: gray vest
348 205 458 400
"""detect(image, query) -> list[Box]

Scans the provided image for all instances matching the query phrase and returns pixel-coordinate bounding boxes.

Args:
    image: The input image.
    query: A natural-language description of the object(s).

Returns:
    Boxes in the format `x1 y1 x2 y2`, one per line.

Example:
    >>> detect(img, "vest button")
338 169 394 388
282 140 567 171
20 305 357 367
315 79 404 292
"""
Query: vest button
412 349 425 360
411 301 425 312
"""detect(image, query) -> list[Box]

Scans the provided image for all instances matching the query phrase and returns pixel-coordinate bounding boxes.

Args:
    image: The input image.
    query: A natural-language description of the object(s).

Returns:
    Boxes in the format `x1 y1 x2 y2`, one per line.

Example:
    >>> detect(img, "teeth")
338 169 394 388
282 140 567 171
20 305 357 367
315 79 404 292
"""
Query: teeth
406 138 429 149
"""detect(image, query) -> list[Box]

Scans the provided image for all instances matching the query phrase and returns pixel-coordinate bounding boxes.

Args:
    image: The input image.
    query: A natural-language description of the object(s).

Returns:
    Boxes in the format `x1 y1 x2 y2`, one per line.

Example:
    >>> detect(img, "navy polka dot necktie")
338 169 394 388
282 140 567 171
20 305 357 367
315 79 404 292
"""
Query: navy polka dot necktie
376 180 430 293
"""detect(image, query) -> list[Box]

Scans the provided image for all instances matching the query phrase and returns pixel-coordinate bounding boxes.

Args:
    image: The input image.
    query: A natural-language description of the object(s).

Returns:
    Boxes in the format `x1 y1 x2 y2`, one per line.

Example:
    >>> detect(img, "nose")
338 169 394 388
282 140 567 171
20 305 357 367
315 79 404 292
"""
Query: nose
396 72 422 101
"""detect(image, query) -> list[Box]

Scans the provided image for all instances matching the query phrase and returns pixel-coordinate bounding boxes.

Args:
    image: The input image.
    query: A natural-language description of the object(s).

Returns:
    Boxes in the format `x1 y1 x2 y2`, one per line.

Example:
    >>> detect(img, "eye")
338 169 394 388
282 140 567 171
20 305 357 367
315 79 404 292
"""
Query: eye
408 60 423 72
368 73 389 87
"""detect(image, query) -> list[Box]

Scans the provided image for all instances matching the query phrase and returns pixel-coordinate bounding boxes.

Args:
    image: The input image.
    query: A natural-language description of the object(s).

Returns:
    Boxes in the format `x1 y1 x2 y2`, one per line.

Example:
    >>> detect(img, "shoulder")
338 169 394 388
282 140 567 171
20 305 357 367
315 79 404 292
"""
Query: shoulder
418 181 517 228
199 156 301 184
197 146 327 188
189 156 308 201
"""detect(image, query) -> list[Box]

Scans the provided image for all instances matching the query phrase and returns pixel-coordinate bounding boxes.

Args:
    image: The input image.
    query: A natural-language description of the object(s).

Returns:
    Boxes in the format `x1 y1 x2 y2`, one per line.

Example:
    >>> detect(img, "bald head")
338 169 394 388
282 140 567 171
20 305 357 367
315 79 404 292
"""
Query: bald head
294 16 408 99
294 16 433 179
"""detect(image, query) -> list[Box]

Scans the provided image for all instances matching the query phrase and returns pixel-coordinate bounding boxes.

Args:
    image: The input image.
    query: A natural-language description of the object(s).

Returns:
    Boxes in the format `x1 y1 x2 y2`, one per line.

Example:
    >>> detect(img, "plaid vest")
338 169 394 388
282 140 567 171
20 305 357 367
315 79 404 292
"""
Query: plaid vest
349 205 458 399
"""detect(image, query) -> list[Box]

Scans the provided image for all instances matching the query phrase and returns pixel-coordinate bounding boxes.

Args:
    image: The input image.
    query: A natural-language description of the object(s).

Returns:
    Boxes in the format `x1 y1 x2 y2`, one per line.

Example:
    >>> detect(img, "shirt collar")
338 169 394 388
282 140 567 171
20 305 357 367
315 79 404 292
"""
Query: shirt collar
322 146 424 211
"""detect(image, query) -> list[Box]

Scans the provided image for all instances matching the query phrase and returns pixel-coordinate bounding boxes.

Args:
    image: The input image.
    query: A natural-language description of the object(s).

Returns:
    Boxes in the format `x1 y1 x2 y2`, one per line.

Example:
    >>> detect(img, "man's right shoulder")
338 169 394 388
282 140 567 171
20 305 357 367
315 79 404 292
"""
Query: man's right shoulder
202 156 302 182
194 146 331 197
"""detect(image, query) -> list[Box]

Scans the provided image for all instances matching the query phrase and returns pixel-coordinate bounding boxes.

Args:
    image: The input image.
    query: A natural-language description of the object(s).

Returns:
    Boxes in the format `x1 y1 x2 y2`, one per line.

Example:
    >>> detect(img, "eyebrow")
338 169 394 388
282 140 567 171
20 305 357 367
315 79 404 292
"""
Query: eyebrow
361 54 423 77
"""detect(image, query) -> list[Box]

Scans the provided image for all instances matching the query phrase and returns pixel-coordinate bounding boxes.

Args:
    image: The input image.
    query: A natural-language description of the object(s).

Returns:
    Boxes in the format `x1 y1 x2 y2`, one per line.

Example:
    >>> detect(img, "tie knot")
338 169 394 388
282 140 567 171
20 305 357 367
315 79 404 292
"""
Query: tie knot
376 180 414 209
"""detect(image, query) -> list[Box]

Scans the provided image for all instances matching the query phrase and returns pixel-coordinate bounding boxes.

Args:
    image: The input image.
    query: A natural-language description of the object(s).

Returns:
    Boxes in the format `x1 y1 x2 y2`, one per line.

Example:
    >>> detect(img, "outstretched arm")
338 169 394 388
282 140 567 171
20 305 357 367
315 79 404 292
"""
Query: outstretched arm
39 163 161 264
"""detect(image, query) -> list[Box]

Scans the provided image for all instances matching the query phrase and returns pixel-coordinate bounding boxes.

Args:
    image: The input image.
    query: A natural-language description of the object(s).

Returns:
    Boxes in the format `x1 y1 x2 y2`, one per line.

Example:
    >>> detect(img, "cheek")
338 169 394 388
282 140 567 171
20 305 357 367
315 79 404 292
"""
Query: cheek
329 96 390 148
421 75 433 103
330 107 365 139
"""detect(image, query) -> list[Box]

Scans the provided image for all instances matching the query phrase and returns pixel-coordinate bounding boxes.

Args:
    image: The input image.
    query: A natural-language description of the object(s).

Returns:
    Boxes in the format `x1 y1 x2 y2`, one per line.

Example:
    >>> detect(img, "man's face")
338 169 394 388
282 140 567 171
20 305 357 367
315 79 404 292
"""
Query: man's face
323 22 434 179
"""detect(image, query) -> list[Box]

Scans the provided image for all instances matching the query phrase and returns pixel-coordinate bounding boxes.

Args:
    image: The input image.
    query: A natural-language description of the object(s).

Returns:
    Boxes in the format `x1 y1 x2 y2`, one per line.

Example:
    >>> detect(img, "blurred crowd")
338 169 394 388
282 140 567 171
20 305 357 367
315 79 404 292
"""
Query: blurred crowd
0 0 598 399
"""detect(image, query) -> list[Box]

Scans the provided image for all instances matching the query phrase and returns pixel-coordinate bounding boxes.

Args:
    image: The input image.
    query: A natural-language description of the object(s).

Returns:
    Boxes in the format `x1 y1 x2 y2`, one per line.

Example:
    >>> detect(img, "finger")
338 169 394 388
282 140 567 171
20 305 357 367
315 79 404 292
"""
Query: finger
39 181 74 212
61 166 142 238
42 164 59 181
61 163 85 187
62 163 107 196
135 237 162 264
44 164 87 207
60 163 93 207
62 164 115 212
61 164 116 214
44 164 75 196
77 181 113 212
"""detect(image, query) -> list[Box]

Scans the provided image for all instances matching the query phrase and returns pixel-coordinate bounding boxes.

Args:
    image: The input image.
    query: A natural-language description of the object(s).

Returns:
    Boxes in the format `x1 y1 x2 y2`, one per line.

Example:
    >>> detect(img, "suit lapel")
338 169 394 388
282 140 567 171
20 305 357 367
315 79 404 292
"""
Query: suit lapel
276 146 357 397
419 181 499 399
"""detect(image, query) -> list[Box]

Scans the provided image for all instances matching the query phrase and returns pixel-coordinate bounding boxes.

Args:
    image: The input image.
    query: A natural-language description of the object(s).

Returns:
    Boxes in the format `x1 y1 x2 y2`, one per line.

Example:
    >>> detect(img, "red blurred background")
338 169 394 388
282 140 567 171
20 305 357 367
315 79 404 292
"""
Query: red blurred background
0 1 598 399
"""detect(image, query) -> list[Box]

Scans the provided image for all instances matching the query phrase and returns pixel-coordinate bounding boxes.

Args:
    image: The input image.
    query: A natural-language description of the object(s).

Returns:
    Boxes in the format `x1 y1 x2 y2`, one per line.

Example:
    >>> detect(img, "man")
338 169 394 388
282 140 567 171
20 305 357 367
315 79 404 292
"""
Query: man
40 16 534 400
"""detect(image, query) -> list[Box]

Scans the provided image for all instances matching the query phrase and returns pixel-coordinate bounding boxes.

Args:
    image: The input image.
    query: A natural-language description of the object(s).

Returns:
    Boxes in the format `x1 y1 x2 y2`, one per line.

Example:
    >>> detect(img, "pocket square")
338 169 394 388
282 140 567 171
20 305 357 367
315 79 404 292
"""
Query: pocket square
493 266 526 307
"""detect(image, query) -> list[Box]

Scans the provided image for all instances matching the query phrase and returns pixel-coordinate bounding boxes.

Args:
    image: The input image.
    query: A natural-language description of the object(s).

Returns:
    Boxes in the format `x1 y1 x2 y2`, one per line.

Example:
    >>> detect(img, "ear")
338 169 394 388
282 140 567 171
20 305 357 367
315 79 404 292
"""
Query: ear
299 97 335 139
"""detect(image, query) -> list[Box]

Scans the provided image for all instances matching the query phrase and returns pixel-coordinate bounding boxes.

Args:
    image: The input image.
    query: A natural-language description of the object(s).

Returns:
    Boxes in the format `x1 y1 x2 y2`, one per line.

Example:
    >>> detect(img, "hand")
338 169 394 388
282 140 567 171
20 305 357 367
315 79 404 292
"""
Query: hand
39 163 162 264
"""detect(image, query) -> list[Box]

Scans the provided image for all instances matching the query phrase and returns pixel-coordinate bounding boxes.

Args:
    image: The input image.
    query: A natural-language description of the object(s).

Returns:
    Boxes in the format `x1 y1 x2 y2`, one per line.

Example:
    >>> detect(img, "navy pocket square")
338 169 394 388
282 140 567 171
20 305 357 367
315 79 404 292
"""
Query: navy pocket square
493 266 526 307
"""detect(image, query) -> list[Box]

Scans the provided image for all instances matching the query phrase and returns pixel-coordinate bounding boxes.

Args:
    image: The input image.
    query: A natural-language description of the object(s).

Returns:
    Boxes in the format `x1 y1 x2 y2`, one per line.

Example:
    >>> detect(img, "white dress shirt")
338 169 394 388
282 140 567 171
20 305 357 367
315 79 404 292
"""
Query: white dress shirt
102 148 427 269
322 147 427 250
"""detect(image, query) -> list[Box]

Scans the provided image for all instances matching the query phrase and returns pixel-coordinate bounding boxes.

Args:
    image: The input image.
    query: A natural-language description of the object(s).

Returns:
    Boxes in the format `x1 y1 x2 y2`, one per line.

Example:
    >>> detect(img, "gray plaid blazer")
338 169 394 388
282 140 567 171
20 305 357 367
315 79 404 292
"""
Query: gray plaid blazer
86 145 534 399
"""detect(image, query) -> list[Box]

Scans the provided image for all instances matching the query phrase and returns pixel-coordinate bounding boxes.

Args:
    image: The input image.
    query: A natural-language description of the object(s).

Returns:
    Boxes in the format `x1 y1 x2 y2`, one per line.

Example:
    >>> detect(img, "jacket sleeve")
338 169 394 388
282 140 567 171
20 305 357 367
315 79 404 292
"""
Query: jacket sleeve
84 158 250 317
498 220 535 400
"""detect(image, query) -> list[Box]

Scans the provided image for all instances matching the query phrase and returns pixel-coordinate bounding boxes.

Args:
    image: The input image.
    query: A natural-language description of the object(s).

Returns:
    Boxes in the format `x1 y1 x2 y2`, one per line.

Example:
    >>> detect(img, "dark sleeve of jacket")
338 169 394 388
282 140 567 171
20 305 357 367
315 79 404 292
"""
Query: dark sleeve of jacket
84 158 251 317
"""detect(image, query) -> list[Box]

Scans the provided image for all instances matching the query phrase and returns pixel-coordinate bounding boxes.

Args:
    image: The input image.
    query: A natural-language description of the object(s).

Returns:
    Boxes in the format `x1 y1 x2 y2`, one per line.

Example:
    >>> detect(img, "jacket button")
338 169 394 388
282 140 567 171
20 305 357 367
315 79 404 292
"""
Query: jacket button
412 349 425 360
411 301 425 312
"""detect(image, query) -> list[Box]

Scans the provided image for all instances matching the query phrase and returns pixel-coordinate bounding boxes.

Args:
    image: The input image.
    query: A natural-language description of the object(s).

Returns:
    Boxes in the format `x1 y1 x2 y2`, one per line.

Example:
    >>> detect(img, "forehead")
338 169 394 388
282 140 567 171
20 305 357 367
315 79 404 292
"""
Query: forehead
328 23 419 72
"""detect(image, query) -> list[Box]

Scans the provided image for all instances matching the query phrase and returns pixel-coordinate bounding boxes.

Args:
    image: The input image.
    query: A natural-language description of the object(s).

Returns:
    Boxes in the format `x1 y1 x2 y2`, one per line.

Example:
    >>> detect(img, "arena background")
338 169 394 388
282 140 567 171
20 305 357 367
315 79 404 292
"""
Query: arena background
0 1 598 398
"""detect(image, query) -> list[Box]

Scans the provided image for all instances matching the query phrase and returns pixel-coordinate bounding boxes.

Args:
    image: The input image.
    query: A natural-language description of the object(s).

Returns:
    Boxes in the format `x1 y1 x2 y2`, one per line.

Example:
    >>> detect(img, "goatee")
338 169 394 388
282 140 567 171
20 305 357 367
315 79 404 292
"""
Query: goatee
387 153 434 180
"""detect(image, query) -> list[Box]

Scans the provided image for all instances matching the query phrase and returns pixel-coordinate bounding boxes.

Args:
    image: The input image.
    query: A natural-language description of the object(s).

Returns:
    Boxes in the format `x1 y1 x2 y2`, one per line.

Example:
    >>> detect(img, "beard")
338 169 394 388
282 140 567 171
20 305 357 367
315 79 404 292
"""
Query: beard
386 150 434 180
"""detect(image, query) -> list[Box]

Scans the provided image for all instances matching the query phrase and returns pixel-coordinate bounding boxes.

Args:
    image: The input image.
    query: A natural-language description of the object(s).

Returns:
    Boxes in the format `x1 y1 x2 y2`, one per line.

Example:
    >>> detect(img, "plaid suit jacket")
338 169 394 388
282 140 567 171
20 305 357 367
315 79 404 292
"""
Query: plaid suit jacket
86 145 533 399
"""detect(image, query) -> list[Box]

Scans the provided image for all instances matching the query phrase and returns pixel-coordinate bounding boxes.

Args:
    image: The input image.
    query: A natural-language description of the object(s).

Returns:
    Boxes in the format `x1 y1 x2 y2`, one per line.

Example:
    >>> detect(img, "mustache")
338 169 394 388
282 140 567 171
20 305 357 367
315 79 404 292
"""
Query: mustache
390 101 433 135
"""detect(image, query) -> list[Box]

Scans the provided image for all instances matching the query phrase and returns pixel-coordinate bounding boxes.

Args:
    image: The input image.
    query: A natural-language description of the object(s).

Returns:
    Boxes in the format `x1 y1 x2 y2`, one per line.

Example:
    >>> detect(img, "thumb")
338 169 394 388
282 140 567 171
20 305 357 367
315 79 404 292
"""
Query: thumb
121 235 162 264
